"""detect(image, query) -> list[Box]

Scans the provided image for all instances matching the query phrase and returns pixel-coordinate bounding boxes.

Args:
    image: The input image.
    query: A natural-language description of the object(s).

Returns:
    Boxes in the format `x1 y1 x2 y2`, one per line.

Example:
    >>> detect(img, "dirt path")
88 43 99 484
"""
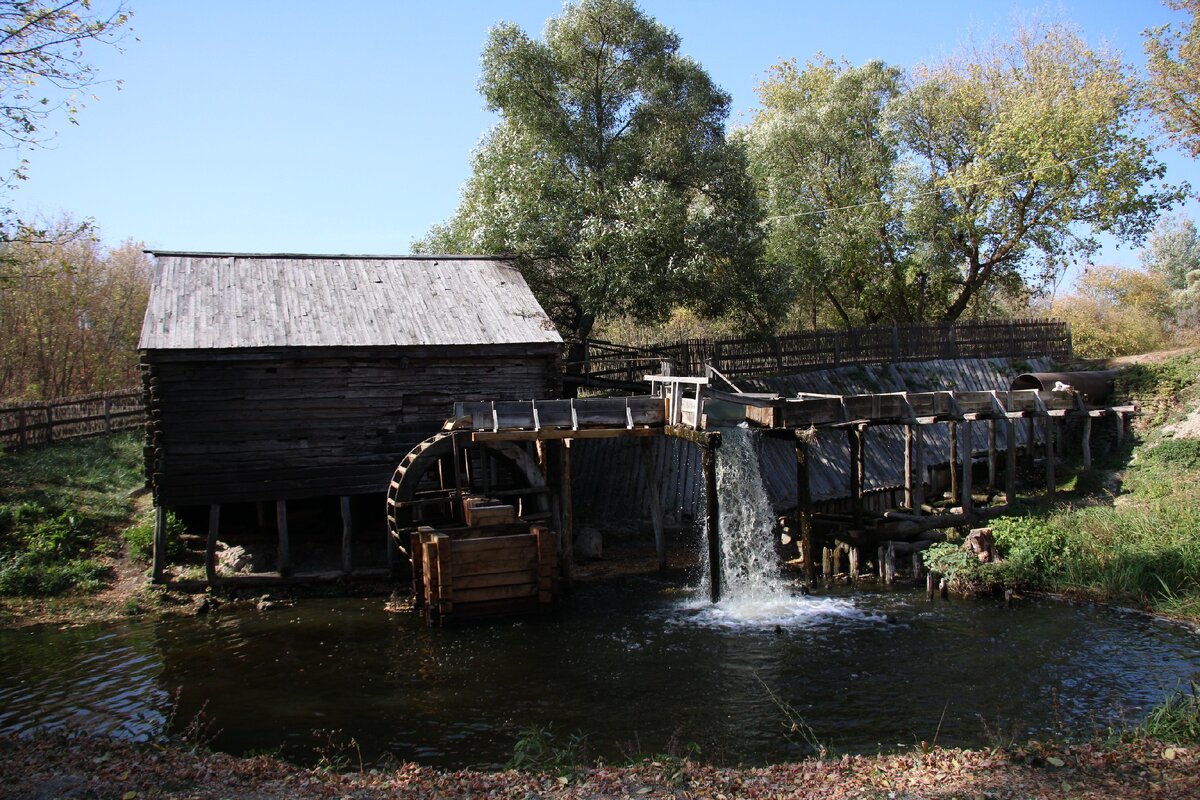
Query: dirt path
1 734 1196 800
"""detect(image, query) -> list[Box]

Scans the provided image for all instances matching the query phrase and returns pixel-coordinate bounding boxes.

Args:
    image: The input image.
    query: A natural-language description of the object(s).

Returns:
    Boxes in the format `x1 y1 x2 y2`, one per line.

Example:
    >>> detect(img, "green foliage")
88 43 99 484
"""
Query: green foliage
1144 0 1200 158
1050 266 1173 358
122 510 187 564
1138 439 1200 472
1131 684 1200 745
507 724 591 775
0 433 142 596
745 22 1183 327
416 0 786 337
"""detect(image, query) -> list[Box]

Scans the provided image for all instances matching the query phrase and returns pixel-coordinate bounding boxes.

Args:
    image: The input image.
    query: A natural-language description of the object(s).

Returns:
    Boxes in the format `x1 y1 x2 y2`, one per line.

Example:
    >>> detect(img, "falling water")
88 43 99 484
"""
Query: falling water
688 424 875 628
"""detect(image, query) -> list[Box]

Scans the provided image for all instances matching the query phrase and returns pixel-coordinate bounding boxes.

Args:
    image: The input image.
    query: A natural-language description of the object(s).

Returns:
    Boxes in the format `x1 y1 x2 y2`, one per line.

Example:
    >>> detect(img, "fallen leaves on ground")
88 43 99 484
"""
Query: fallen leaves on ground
1 734 1197 799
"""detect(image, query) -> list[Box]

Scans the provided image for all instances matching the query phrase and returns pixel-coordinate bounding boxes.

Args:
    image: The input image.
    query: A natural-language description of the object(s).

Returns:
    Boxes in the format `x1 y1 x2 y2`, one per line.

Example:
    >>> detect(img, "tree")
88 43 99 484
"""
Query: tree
0 217 149 400
0 1 130 243
416 0 786 340
1141 214 1200 290
744 23 1184 326
1050 265 1173 357
1144 0 1200 158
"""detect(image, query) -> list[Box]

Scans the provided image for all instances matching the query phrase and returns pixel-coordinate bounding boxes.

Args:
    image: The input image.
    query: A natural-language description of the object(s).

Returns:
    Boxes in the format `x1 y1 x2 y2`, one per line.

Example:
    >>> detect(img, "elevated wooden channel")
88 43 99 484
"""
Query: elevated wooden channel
387 373 1135 603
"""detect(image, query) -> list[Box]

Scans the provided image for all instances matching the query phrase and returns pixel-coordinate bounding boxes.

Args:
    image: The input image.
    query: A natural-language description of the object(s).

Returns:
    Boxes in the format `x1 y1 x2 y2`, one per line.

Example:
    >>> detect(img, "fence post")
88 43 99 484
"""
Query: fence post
45 405 53 444
103 396 113 433
17 408 26 448
892 326 900 361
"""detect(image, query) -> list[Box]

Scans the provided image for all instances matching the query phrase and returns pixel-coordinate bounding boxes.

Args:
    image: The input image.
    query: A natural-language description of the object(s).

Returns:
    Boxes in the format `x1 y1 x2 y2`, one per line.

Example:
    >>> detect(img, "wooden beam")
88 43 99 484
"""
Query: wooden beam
472 426 661 442
152 505 167 584
948 421 959 501
1081 415 1093 471
277 499 291 577
640 438 667 571
960 419 974 520
987 419 998 490
904 424 914 510
1005 417 1017 504
848 426 864 529
703 445 721 603
559 439 575 585
664 424 721 450
1044 417 1056 499
912 422 925 513
205 504 220 585
340 496 352 575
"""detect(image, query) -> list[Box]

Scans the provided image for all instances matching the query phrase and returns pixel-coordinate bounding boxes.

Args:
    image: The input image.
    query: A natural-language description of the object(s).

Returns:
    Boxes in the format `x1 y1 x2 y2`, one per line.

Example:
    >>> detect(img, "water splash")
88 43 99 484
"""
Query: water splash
688 425 881 629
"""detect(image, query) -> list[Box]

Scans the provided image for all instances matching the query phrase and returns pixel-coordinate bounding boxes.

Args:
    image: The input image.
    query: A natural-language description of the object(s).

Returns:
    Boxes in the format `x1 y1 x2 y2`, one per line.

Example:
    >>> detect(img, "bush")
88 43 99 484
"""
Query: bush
122 511 187 564
1135 684 1200 745
0 552 109 596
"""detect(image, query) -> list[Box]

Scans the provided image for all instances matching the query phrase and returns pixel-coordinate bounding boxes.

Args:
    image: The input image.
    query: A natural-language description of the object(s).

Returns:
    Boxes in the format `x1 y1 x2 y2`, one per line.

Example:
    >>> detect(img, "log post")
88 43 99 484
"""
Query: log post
987 419 998 490
848 426 864 529
948 421 959 500
926 570 937 600
703 444 721 603
913 551 924 582
340 496 352 575
639 438 667 571
960 419 974 520
152 505 167 584
849 546 860 582
276 499 292 577
1005 417 1018 504
1044 417 1056 498
17 408 26 448
822 546 833 580
904 423 915 510
913 422 925 513
1025 417 1036 471
1081 415 1093 472
885 541 896 585
559 439 575 586
103 397 113 434
205 504 220 585
795 432 815 584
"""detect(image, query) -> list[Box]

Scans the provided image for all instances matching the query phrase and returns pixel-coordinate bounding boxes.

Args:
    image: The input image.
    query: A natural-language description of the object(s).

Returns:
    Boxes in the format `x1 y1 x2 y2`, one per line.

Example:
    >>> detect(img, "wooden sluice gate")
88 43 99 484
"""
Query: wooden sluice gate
387 369 1135 608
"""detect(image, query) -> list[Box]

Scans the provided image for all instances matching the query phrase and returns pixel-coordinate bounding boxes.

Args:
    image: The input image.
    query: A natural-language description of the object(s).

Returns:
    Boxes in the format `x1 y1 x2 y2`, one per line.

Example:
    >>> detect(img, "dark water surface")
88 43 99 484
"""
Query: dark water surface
2 583 1198 768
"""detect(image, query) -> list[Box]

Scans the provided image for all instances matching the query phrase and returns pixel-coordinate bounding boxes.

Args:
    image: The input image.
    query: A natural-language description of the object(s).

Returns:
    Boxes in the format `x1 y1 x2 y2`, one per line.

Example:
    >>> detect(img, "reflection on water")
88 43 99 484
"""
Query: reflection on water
1 586 1198 769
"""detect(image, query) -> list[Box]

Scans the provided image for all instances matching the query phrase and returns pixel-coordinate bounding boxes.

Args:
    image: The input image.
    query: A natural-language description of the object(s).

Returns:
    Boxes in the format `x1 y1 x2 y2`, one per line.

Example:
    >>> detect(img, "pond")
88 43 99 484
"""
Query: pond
1 582 1198 769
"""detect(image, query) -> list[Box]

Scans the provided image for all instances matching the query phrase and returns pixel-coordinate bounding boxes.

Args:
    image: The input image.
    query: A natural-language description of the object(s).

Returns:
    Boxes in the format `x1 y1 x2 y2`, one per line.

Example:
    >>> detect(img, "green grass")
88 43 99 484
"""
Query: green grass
931 354 1200 621
0 433 143 596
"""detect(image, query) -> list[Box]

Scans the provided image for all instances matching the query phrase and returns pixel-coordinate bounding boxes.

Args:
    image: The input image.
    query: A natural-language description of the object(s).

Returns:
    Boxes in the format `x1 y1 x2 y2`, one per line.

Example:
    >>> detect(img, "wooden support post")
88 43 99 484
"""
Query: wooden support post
102 397 113 433
913 551 924 582
960 419 974 520
904 424 915 509
849 545 860 582
795 432 815 584
1115 412 1125 449
885 541 896 585
913 422 925 513
1081 416 1093 471
340 496 352 575
1044 417 1056 498
1025 417 1036 471
17 408 26 448
703 444 721 603
948 421 959 500
822 546 833 580
276 499 291 577
639 439 667 571
559 439 575 585
256 501 269 532
205 504 220 585
926 570 937 599
876 545 884 579
987 419 998 490
435 533 454 621
1005 417 1017 504
848 427 863 529
152 505 167 584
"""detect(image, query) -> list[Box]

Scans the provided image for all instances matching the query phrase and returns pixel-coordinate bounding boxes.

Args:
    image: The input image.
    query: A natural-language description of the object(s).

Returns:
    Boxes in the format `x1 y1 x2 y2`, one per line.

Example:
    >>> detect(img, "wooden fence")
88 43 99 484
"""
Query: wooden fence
574 318 1072 386
0 389 145 450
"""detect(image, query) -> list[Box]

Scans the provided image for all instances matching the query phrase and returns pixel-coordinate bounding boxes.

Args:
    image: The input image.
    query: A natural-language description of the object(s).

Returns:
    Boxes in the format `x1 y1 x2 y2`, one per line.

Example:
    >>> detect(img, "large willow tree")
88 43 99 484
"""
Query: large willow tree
416 0 786 340
744 24 1184 327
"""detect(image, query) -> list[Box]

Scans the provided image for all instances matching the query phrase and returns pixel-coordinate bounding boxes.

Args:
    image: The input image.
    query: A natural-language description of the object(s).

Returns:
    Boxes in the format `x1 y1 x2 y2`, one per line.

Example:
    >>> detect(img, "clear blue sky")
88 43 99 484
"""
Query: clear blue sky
7 1 1198 284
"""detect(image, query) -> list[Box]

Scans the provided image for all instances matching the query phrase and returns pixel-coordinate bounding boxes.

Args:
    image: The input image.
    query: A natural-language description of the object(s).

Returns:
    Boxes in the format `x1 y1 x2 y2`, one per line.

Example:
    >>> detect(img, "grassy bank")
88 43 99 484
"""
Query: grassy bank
927 352 1200 621
0 432 144 599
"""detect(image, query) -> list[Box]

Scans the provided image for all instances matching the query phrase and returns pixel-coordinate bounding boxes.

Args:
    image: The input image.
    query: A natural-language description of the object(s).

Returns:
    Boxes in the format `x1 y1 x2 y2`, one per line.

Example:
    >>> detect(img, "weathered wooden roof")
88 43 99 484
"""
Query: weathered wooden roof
138 252 562 350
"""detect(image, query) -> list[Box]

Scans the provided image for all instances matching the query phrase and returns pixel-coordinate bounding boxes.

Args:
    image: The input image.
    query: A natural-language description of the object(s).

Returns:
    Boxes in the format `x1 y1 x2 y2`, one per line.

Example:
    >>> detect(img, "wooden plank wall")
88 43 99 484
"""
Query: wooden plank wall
143 346 560 506
570 357 1052 526
0 389 145 450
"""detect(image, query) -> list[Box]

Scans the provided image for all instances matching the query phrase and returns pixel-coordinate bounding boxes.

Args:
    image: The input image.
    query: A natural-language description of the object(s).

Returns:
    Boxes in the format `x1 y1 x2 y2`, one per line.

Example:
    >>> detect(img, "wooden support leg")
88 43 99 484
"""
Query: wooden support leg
926 571 937 600
256 501 269 532
276 499 291 577
913 552 924 582
913 423 925 513
904 424 914 510
849 546 860 582
960 419 974 520
822 546 833 581
152 505 168 584
1044 417 1056 499
987 419 998 491
559 439 575 585
340 496 352 575
640 439 667 571
876 545 884 580
795 433 815 584
1005 417 1018 504
885 541 896 585
1025 417 1036 471
847 427 863 529
1081 416 1093 472
703 445 721 603
1115 412 1125 449
205 504 220 585
948 421 959 500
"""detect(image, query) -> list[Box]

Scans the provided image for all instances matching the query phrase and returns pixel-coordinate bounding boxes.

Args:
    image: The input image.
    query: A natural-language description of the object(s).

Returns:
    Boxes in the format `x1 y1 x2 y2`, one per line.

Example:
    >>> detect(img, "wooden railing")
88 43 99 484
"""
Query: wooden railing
0 389 145 450
572 318 1072 385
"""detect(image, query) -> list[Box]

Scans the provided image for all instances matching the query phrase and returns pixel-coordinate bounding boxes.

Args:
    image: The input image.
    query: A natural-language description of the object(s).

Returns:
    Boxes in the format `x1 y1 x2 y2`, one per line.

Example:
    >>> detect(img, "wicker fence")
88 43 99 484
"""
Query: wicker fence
575 318 1071 386
0 389 145 450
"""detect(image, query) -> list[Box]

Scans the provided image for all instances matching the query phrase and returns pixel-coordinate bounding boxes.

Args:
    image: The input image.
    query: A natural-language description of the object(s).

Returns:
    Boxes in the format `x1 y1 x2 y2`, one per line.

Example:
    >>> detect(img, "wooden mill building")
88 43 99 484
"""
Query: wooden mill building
138 252 562 581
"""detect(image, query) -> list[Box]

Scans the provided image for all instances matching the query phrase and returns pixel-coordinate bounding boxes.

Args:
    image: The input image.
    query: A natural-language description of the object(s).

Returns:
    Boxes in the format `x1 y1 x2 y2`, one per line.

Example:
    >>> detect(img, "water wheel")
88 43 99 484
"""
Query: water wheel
385 425 551 566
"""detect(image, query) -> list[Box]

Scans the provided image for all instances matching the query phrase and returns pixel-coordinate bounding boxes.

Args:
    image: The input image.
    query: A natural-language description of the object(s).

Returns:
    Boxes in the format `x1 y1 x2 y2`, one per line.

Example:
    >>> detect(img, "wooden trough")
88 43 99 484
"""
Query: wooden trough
410 520 558 624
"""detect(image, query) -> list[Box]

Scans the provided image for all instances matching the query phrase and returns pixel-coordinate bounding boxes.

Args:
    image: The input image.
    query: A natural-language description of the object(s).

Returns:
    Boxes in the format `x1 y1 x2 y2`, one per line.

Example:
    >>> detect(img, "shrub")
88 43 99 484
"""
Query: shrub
122 511 187 564
0 552 109 596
